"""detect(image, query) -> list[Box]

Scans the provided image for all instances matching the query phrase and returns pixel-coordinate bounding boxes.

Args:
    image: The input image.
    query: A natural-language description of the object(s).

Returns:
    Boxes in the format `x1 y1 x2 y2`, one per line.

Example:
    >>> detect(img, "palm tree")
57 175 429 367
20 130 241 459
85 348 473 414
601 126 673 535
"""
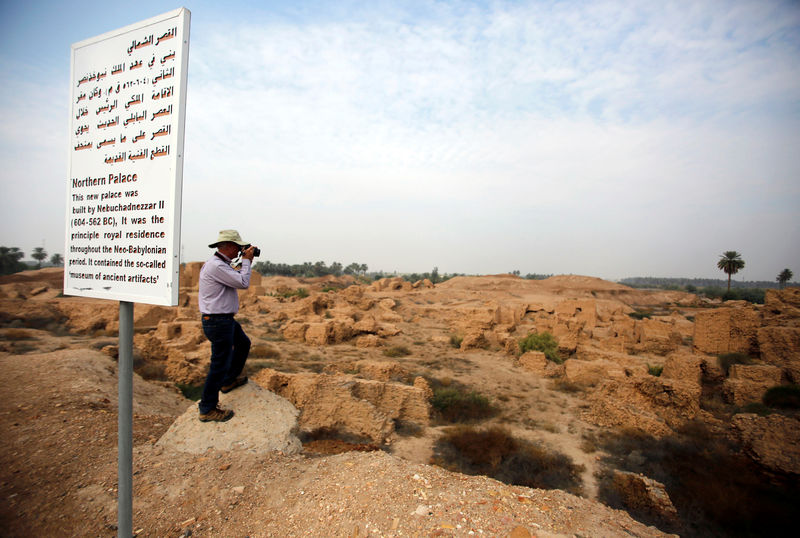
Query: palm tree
777 268 793 289
31 247 48 269
717 251 745 291
0 246 25 275
50 253 63 266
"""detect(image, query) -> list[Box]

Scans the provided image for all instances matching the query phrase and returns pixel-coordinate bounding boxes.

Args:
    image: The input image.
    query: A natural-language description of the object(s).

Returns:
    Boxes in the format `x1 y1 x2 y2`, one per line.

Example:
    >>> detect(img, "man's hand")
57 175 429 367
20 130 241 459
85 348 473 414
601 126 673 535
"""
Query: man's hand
242 245 256 261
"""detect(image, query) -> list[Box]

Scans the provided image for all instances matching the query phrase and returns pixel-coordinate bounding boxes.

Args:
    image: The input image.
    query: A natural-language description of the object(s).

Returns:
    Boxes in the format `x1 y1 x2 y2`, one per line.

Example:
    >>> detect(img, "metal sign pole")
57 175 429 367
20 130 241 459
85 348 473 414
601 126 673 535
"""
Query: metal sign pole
118 301 134 537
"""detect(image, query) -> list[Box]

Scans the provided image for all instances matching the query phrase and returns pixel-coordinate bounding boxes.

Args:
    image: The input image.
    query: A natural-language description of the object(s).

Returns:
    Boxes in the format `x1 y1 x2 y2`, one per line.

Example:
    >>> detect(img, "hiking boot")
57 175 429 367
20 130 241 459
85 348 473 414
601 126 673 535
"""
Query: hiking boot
199 407 234 422
220 376 248 394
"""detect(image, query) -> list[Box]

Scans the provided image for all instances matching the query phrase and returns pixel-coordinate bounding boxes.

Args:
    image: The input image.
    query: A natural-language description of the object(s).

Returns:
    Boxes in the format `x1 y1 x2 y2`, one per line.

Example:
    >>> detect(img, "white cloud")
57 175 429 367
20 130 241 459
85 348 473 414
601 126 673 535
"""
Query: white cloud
1 0 798 278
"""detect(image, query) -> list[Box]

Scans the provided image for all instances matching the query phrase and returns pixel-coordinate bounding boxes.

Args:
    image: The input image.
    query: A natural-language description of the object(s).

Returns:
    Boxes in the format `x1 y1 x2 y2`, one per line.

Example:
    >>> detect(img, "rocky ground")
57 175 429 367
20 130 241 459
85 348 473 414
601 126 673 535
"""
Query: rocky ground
0 267 798 536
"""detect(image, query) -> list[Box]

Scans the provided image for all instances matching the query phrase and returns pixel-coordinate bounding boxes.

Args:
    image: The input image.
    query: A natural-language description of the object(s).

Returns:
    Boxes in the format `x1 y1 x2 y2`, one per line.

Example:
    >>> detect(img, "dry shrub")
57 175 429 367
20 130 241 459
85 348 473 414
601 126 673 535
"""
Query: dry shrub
596 422 799 537
90 339 117 350
551 379 584 393
250 343 281 359
449 334 463 348
305 362 325 373
299 426 377 448
175 382 202 401
0 309 69 335
6 342 37 354
537 421 559 433
383 345 411 358
132 354 167 381
763 385 800 410
393 419 425 437
247 358 298 374
432 426 584 495
3 328 33 340
134 360 167 381
579 432 599 453
718 352 753 375
431 386 498 424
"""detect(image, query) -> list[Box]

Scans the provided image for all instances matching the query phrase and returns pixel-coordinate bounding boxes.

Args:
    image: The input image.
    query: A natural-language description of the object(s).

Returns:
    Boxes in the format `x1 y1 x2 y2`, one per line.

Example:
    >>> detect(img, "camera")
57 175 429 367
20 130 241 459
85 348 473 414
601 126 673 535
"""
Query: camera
242 245 260 257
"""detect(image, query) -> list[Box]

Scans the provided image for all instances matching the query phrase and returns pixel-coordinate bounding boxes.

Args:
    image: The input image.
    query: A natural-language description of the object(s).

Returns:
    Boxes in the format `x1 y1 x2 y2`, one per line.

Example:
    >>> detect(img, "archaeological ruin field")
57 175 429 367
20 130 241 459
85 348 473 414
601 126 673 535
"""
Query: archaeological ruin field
1 266 797 537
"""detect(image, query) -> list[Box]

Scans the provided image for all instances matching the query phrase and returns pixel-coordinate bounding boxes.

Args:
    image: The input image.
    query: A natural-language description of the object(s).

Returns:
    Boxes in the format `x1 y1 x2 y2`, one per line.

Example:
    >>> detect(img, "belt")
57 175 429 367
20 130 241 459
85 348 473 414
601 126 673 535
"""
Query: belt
202 313 235 318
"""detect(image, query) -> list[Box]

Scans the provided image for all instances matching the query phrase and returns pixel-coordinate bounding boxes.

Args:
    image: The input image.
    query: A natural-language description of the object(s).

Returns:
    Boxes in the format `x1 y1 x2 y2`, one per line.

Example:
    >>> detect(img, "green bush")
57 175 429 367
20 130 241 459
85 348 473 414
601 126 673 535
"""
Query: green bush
763 385 800 409
629 310 652 320
431 387 497 423
647 364 664 377
272 288 309 299
702 287 765 304
432 426 583 495
295 288 309 298
518 331 561 363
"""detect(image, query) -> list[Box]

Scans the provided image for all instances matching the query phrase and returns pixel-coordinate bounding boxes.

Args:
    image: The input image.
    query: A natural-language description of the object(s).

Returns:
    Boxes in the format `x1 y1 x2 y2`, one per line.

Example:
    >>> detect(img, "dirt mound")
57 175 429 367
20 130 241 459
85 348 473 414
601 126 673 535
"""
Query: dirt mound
436 274 545 291
260 275 307 291
0 349 186 415
0 267 64 286
540 274 632 291
437 274 630 293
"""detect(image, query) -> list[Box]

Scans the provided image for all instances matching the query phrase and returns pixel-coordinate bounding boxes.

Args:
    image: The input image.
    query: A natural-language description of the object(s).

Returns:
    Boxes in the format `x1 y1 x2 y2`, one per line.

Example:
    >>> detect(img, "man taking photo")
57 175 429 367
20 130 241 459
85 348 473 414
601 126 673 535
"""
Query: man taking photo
197 229 255 422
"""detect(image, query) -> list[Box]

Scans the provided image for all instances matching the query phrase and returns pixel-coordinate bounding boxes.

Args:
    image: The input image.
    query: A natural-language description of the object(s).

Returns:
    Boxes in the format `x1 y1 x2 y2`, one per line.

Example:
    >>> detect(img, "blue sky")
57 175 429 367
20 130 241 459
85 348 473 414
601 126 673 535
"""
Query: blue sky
1 0 799 280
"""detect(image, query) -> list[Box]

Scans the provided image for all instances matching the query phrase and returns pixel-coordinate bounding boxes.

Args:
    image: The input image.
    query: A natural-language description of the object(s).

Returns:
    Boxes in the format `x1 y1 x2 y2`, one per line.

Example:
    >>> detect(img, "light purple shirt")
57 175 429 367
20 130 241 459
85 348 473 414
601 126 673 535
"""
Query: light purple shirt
198 252 252 314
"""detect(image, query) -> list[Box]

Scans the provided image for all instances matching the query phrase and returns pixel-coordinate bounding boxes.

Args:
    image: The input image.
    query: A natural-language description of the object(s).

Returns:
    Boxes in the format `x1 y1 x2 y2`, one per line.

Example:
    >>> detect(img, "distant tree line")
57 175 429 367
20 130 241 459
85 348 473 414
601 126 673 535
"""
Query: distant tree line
0 247 27 275
619 276 795 290
0 246 63 275
252 260 470 284
619 277 797 304
253 260 368 278
399 267 462 284
505 270 553 279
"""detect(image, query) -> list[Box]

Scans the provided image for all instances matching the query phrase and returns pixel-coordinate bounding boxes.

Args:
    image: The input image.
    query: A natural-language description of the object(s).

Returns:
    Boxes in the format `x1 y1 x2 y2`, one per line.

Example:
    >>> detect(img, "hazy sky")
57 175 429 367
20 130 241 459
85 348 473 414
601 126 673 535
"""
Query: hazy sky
1 0 798 281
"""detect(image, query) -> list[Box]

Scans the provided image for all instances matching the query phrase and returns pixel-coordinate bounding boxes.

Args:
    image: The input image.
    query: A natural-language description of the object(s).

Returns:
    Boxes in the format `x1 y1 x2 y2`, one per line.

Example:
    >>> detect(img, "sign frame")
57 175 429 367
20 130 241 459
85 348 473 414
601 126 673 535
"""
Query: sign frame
64 7 190 306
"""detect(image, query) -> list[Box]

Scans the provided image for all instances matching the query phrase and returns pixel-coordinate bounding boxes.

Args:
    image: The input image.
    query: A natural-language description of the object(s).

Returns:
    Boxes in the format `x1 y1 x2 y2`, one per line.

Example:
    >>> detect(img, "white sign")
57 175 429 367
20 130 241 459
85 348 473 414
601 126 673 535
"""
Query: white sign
64 8 190 306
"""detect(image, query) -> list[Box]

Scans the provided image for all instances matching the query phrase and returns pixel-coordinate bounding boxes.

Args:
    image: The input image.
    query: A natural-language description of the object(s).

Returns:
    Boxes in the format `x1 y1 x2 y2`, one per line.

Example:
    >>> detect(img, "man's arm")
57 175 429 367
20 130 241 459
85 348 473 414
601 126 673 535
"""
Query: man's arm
210 251 253 289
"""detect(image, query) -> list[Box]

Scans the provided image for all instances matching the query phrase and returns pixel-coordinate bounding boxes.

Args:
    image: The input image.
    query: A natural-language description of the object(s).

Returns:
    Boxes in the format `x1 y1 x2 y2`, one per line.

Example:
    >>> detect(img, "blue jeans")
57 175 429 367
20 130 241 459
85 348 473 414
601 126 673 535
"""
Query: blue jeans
199 315 250 414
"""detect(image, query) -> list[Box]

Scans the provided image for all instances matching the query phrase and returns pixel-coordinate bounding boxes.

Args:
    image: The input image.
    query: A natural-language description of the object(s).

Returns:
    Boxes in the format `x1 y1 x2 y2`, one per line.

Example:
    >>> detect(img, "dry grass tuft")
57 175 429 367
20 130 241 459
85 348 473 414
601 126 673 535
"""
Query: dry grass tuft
432 426 584 495
551 379 585 393
3 328 34 340
250 343 281 359
383 345 411 358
